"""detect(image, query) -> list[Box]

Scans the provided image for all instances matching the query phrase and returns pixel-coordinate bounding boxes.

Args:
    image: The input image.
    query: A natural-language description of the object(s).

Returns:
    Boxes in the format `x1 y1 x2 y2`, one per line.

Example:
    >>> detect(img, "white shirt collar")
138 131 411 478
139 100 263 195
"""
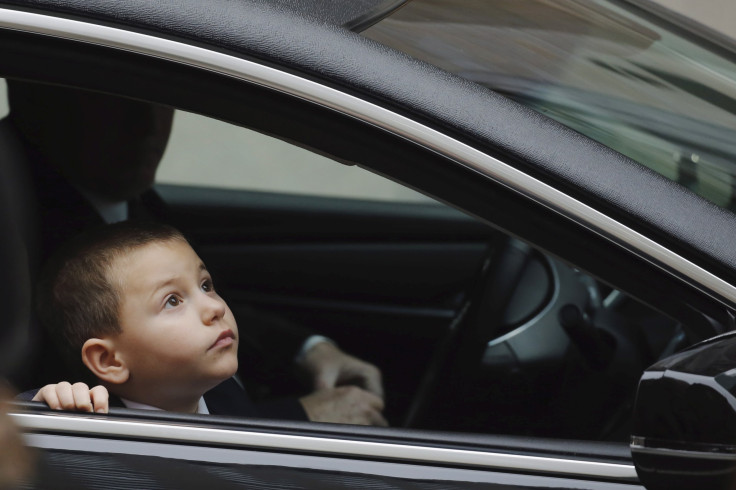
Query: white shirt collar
75 187 129 224
119 397 210 415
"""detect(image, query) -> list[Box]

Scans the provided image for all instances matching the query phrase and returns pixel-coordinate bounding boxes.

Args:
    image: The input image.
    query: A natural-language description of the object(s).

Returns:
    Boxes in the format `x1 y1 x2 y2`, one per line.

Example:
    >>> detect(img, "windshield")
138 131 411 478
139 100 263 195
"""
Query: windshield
364 0 736 211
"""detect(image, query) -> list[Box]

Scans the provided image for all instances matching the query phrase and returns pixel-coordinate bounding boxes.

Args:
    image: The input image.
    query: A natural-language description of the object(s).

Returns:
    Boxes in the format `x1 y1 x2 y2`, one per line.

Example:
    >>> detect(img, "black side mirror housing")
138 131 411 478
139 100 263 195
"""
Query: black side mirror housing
631 331 736 490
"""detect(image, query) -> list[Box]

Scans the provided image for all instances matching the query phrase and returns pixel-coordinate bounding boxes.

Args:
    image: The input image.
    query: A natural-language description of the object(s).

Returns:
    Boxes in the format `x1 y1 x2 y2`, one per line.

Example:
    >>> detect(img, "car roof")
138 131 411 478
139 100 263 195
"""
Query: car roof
3 0 736 298
266 0 408 31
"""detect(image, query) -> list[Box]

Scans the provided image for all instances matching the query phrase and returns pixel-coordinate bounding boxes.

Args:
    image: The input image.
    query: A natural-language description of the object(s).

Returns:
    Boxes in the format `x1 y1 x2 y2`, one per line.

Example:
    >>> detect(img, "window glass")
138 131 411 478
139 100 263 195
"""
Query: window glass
157 109 434 203
4 77 689 443
364 0 736 210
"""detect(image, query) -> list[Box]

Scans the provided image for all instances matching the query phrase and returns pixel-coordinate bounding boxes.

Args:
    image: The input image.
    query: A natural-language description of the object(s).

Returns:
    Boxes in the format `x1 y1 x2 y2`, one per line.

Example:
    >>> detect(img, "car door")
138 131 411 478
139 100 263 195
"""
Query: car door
3 1 735 489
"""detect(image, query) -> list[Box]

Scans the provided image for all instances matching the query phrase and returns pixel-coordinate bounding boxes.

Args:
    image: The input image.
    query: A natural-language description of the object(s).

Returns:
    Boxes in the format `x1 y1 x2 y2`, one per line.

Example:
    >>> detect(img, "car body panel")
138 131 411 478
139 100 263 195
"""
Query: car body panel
13 407 642 488
27 438 639 489
267 0 408 32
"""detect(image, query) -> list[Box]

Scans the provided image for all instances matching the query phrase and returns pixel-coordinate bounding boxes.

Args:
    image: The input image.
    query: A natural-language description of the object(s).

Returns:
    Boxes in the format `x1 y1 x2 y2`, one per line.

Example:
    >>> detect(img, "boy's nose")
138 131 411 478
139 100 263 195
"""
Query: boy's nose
201 294 227 325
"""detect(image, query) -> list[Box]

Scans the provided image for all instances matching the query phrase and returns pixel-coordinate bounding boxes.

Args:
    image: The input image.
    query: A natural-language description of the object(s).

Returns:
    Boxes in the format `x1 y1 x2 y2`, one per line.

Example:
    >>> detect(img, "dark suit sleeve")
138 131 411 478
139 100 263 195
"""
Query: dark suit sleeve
205 378 308 421
16 389 39 401
254 397 308 421
236 304 314 364
234 304 316 401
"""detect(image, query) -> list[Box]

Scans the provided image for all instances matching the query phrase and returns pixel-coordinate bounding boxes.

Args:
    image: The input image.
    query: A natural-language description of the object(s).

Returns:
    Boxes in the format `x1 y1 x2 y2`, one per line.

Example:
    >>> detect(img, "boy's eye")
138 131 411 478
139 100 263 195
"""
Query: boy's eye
165 295 181 308
201 279 214 292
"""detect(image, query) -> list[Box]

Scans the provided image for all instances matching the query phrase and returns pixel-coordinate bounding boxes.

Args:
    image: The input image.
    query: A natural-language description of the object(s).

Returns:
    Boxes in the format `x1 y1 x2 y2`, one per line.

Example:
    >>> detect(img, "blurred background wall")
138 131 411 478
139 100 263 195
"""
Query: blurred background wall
650 0 735 39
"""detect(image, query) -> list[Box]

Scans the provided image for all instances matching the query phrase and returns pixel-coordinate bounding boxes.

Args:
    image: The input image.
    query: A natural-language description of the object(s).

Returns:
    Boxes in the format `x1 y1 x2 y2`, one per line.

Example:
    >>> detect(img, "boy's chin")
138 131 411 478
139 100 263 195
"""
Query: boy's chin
194 356 238 390
213 358 239 382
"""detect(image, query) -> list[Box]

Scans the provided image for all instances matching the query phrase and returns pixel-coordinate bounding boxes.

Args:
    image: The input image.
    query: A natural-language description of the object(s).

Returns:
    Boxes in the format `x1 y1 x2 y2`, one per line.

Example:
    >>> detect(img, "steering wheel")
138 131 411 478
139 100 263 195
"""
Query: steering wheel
402 235 534 428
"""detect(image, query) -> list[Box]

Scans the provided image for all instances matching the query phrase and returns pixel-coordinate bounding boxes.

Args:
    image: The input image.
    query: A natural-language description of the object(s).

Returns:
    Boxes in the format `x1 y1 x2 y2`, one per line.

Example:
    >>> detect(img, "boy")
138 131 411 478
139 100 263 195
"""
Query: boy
30 221 244 414
27 221 386 423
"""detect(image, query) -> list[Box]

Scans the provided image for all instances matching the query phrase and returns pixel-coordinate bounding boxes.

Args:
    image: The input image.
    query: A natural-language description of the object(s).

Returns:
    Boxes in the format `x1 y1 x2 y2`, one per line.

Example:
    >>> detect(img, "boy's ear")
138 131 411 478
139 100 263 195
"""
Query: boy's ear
81 338 129 385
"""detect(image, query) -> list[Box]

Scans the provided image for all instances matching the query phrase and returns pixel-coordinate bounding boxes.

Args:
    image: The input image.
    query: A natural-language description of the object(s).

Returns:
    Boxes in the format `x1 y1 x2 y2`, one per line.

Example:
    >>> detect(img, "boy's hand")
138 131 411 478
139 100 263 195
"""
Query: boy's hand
299 386 388 427
32 382 109 413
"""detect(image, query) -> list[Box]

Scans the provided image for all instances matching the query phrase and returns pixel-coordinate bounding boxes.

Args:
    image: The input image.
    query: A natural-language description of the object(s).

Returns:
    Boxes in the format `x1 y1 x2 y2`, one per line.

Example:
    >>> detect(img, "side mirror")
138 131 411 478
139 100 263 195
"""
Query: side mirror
631 331 736 490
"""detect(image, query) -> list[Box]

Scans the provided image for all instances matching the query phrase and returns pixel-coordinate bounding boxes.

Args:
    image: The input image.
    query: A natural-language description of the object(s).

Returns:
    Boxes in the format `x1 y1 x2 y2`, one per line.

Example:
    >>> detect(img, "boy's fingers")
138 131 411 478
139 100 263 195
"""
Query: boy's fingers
55 382 76 410
32 385 61 410
30 383 105 413
89 386 109 414
71 383 93 412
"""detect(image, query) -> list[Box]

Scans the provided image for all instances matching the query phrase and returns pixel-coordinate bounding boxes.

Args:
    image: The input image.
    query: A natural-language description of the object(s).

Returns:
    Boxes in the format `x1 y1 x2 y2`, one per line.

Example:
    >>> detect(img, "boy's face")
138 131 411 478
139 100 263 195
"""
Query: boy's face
109 239 238 399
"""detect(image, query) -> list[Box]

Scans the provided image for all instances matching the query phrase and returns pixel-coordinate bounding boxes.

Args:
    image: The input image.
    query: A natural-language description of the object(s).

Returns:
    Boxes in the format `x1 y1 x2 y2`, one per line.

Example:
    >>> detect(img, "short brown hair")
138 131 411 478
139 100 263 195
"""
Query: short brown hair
37 221 187 360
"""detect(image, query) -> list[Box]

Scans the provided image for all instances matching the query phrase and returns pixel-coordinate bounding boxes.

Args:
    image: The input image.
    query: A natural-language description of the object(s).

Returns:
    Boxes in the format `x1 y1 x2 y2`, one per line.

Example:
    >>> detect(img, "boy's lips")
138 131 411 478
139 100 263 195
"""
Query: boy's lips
209 329 236 350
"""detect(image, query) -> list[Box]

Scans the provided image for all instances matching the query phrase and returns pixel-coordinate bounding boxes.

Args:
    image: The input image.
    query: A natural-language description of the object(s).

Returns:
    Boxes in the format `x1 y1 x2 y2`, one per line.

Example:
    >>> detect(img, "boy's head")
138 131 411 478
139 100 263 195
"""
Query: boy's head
38 221 239 408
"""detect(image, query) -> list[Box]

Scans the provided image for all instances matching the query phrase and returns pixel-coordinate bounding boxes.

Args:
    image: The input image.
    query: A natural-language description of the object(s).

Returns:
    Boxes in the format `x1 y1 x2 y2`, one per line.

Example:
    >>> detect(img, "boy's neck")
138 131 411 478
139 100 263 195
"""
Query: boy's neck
120 395 203 414
150 398 201 414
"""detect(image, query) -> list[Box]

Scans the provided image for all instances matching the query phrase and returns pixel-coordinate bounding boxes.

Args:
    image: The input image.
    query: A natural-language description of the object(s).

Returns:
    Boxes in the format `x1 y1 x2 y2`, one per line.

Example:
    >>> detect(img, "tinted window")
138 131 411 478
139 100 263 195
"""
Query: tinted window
365 0 736 210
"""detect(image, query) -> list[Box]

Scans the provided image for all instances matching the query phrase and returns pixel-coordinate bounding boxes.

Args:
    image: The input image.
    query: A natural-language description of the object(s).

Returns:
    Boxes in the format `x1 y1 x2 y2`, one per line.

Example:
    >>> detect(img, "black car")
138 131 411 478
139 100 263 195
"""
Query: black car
2 0 736 488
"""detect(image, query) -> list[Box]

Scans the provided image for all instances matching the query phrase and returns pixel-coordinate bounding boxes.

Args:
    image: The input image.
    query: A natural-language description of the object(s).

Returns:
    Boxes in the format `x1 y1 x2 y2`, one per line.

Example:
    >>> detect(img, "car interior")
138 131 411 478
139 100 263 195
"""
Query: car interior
0 76 695 445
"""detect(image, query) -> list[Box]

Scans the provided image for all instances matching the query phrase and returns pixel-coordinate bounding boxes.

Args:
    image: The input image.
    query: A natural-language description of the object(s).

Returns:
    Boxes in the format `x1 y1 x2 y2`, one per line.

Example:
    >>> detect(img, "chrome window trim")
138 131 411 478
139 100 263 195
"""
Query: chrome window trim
12 413 638 480
0 8 733 307
26 434 637 488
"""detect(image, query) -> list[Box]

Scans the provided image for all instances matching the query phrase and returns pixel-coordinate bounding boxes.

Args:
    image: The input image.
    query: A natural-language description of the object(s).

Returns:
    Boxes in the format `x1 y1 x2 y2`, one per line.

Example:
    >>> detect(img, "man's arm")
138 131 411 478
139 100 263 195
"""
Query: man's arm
237 305 385 400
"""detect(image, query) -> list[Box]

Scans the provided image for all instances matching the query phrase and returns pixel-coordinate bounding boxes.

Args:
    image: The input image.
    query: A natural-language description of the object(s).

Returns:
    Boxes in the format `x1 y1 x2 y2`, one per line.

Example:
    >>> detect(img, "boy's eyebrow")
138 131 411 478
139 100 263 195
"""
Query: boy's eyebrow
149 276 179 296
148 263 209 298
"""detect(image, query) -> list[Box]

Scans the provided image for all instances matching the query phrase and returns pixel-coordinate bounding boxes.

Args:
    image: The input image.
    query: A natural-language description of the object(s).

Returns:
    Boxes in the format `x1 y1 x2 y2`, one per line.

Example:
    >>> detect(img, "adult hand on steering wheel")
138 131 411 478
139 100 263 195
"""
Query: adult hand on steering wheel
298 341 384 399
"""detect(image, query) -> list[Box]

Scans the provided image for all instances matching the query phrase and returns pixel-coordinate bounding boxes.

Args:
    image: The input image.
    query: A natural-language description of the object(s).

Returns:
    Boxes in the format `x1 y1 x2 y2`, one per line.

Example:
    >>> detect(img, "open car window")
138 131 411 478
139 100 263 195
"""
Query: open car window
160 111 691 441
3 78 693 443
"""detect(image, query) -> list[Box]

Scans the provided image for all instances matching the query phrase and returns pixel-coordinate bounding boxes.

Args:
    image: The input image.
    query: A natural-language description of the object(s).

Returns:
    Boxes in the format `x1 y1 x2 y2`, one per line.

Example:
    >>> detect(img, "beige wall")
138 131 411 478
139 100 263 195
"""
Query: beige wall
650 0 736 39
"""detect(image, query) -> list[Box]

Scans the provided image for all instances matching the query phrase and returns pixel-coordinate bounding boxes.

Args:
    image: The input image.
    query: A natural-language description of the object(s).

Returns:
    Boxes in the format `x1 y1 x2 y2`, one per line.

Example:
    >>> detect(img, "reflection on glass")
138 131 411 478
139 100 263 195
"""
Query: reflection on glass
364 0 736 210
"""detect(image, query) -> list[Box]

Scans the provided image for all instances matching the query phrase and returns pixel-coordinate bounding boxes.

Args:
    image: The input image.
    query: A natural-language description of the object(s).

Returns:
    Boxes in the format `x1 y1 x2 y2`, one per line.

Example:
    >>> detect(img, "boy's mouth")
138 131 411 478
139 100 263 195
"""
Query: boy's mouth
209 329 236 350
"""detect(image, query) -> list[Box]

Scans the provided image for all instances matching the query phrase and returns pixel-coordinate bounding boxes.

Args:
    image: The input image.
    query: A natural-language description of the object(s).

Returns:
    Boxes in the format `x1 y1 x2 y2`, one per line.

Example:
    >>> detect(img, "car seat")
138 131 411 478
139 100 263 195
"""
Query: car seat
0 115 34 381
